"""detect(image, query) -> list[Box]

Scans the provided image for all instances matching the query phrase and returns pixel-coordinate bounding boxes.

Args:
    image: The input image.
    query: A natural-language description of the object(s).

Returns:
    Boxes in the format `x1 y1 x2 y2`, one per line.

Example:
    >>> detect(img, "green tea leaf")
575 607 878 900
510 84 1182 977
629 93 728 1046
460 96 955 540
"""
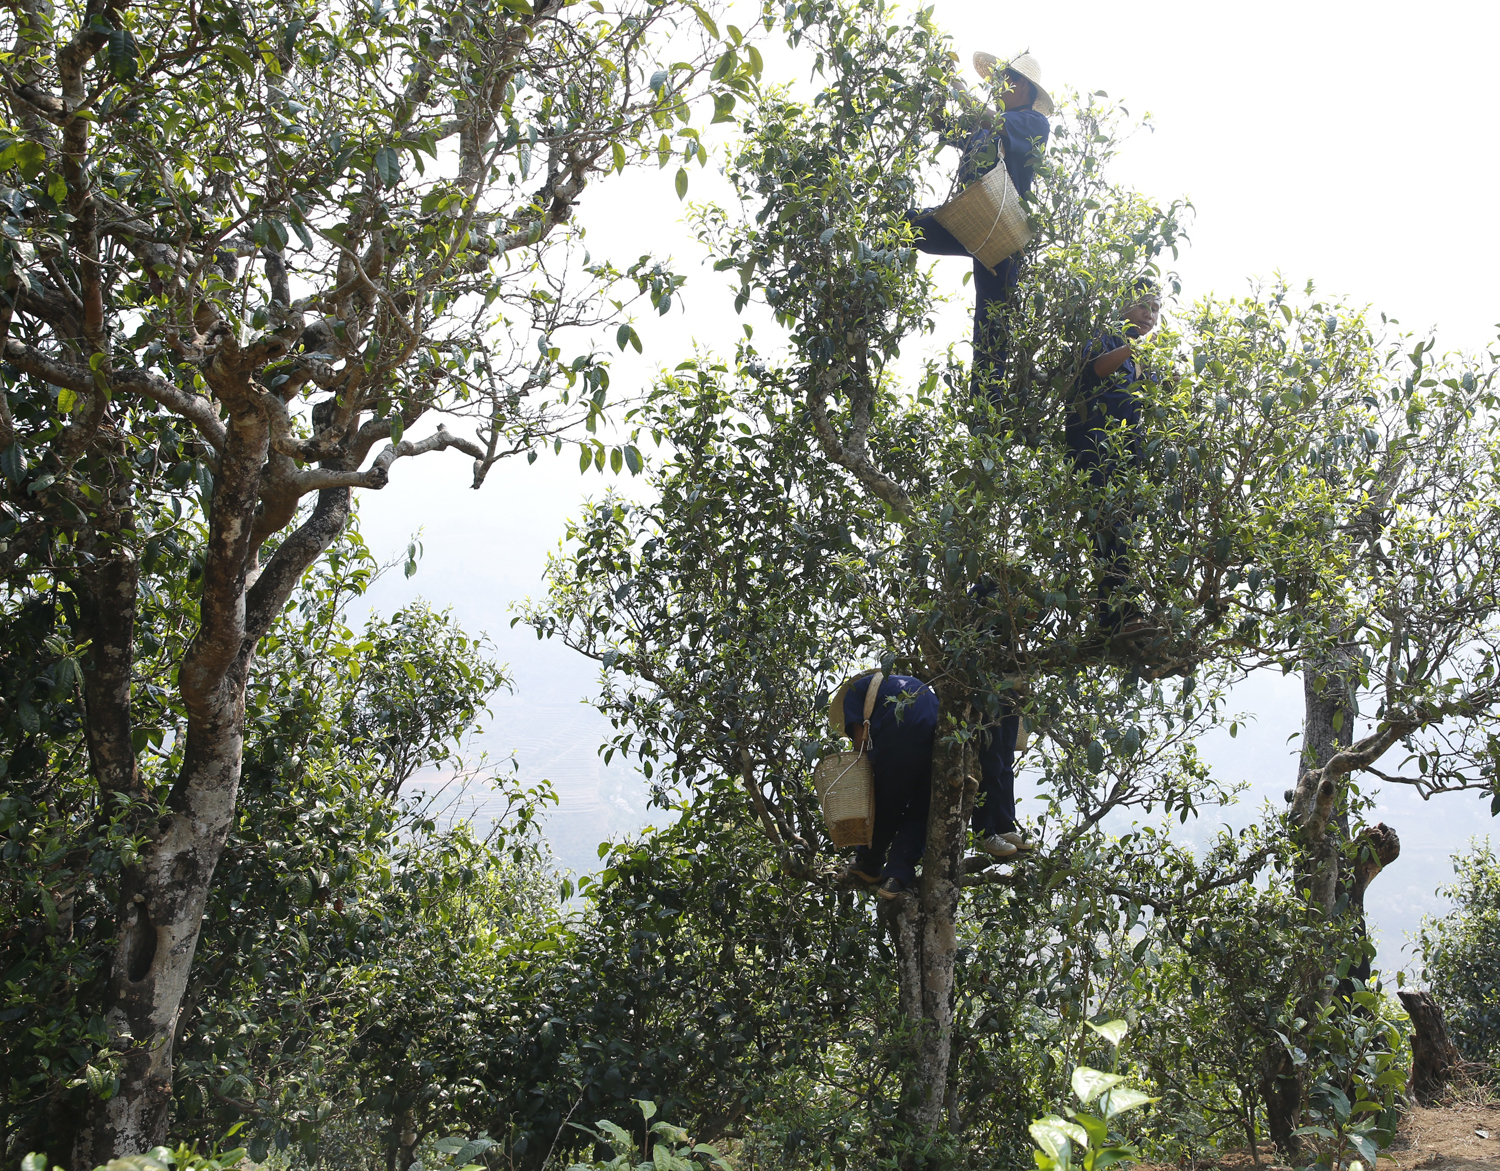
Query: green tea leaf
1070 1066 1125 1104
1101 1087 1156 1119
1086 1018 1129 1047
1030 1116 1088 1161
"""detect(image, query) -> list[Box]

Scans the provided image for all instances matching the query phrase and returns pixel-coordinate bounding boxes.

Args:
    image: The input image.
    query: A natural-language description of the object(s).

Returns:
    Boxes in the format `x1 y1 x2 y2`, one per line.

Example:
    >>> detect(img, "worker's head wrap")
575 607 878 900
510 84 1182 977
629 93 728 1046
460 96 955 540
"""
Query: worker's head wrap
828 670 884 738
972 50 1054 117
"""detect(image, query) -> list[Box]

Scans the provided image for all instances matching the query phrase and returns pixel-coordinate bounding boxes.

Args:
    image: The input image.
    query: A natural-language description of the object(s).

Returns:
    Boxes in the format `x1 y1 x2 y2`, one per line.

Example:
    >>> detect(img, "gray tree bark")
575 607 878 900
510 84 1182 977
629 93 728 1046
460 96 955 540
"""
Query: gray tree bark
1397 989 1463 1103
1345 821 1401 989
1290 644 1357 904
879 696 974 1143
72 464 354 1168
1263 646 1358 1157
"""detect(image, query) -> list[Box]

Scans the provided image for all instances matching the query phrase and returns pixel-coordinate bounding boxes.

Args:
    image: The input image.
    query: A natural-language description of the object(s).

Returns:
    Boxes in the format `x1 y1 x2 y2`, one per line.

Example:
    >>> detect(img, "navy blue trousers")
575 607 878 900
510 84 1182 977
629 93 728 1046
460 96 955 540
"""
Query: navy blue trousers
906 210 1021 407
973 712 1021 837
853 742 932 886
1066 391 1144 628
853 718 1020 884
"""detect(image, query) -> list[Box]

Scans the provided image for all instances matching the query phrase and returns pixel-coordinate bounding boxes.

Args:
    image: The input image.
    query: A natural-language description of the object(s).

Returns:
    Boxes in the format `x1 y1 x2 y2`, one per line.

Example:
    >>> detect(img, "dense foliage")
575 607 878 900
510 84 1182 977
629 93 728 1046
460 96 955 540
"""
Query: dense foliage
1420 844 1500 1073
537 0 1500 1160
2 527 498 1160
6 0 1500 1166
3 527 859 1170
0 0 759 1155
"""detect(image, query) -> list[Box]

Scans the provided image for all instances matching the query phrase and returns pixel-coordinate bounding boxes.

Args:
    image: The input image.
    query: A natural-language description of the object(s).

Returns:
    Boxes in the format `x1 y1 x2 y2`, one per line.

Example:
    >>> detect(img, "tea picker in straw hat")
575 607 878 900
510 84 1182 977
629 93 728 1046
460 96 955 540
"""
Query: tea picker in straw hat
829 668 1032 900
907 51 1052 408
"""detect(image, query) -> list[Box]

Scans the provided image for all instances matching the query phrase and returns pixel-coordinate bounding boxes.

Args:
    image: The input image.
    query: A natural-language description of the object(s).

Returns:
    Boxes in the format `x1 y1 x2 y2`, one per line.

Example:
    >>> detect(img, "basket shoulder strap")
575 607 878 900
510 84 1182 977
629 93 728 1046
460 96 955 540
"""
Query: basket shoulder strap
862 672 884 723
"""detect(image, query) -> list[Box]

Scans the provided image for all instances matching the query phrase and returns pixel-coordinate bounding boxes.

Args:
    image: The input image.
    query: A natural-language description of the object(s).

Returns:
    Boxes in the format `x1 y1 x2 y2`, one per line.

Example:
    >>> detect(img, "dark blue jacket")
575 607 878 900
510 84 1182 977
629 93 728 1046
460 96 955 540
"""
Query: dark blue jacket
843 674 939 781
940 106 1051 198
1076 332 1143 401
1068 332 1151 465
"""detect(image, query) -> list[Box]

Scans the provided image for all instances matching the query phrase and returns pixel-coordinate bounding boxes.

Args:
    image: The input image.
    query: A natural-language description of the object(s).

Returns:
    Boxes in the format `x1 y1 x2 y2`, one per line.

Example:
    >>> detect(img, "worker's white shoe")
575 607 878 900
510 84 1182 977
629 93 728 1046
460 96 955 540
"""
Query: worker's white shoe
999 831 1035 852
978 834 1018 858
878 877 910 900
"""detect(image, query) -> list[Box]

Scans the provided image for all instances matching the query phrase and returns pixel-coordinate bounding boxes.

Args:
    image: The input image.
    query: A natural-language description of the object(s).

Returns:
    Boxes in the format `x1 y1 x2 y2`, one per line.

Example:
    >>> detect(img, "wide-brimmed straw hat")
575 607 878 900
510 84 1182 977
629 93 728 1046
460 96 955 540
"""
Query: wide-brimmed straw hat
973 50 1054 117
828 670 884 737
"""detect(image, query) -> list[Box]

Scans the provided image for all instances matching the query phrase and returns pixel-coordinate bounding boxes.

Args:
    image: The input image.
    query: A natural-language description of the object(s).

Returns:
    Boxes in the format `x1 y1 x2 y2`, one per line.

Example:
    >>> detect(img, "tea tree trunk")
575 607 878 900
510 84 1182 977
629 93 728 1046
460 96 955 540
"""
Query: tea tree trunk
73 472 351 1167
1398 989 1463 1103
1263 648 1357 1156
881 705 973 1140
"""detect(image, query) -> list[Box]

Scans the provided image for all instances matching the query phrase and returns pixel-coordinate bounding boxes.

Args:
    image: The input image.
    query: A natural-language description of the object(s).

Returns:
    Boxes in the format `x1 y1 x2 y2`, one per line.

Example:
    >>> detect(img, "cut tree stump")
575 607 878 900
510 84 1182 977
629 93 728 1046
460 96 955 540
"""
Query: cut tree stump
1398 988 1463 1103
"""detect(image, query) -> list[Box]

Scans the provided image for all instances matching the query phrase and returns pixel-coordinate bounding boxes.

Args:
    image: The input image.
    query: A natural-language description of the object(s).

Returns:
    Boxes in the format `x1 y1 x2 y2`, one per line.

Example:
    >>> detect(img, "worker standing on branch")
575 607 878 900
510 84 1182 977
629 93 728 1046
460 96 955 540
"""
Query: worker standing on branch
831 670 1031 900
907 51 1053 404
1067 278 1164 640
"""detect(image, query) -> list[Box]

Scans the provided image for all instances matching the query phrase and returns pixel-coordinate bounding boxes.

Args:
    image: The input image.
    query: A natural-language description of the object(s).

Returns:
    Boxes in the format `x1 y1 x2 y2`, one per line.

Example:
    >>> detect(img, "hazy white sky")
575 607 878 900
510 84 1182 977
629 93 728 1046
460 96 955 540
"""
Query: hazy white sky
359 0 1499 965
965 0 1500 351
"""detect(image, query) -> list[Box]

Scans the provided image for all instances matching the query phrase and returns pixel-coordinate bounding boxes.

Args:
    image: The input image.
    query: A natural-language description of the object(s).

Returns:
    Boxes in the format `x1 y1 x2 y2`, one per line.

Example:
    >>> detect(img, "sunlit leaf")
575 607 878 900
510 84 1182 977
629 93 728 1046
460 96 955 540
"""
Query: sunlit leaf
1030 1116 1088 1161
1071 1066 1125 1104
1101 1087 1156 1119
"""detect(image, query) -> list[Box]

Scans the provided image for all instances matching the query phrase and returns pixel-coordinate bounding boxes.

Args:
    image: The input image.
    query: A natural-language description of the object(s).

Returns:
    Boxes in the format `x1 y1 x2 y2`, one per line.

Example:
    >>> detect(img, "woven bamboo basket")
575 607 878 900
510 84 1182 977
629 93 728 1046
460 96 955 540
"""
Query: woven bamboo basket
932 162 1031 273
812 750 874 848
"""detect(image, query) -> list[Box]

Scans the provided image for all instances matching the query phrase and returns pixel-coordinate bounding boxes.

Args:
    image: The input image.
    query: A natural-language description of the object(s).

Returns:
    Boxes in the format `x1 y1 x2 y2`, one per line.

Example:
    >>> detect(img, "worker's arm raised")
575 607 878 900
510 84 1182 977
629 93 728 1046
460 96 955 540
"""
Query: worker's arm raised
1092 340 1133 378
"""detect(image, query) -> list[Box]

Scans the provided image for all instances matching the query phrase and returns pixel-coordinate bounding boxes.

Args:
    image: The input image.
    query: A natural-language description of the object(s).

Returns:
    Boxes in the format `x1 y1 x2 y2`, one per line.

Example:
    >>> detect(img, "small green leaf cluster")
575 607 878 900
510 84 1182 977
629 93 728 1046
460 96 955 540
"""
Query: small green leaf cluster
22 1136 248 1171
1290 1000 1408 1171
419 1132 496 1171
1029 1020 1156 1171
567 1099 731 1170
1419 842 1500 1072
702 0 948 343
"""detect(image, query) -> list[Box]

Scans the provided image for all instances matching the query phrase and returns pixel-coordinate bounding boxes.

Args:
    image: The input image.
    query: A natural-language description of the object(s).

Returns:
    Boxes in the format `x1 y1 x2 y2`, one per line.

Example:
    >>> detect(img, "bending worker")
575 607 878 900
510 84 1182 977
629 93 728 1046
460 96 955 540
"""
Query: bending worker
906 51 1053 404
830 670 1028 899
